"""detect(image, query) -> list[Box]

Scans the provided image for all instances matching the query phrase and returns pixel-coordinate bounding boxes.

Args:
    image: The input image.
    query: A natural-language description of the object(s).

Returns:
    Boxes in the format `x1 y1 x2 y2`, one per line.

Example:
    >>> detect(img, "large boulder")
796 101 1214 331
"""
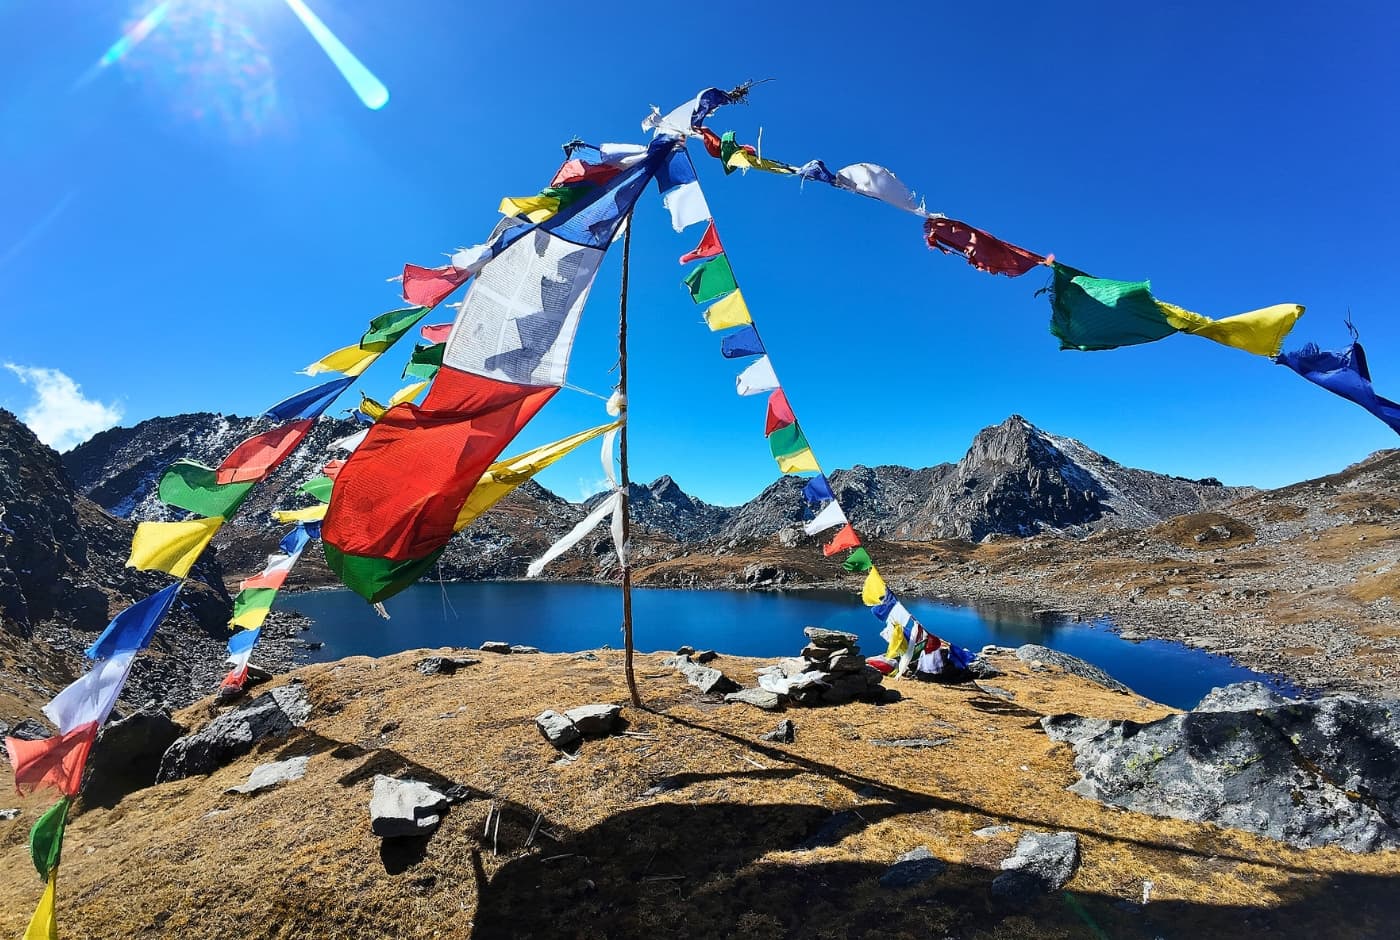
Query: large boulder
535 710 581 749
1044 685 1400 852
370 775 449 838
85 710 185 806
563 704 622 736
157 683 311 783
1015 644 1131 694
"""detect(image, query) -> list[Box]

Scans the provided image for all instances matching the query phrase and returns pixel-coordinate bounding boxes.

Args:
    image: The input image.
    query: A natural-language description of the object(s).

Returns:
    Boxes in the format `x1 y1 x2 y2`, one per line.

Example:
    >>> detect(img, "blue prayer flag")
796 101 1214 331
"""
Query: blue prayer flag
720 327 765 359
803 475 834 505
656 148 698 193
265 377 354 422
872 591 897 621
228 628 261 657
1276 341 1400 435
692 88 734 128
279 522 317 557
86 583 181 660
796 160 837 185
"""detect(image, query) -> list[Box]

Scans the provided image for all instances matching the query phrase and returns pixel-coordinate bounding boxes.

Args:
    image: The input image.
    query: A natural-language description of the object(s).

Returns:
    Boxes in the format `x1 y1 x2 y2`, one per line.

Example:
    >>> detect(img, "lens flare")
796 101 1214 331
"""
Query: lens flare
282 0 389 110
73 0 172 89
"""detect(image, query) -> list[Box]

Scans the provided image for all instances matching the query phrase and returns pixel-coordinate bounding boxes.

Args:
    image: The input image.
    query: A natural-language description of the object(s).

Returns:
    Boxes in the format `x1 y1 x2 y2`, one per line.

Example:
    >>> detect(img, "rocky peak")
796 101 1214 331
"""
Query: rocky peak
648 474 686 504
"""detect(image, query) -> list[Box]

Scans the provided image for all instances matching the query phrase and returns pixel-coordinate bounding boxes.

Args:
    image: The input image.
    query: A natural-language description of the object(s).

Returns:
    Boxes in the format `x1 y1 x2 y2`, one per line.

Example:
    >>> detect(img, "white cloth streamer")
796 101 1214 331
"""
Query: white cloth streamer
528 492 621 578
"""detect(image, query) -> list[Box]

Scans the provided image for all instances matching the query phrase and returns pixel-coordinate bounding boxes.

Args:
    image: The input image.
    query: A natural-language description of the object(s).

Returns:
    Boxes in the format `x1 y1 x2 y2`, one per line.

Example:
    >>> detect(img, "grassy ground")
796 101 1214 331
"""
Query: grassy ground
2 647 1395 939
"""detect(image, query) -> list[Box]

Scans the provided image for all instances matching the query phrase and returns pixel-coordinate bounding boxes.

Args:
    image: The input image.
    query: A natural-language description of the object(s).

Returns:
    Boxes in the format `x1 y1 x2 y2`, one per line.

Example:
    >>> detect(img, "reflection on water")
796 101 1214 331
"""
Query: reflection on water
279 581 1298 711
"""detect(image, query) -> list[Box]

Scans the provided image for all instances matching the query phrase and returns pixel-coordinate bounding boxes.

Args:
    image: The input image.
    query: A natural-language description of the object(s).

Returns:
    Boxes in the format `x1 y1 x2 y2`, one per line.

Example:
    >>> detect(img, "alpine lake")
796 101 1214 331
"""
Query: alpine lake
279 582 1301 711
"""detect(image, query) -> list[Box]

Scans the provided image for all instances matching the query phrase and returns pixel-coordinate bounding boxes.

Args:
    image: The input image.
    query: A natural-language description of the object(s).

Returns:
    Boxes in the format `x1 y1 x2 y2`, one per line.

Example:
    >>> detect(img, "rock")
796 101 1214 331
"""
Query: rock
675 645 695 656
800 643 832 661
0 809 18 821
1040 714 1115 749
509 645 540 655
879 846 947 889
965 656 1004 680
803 626 860 649
1014 644 1131 694
534 710 581 749
1167 586 1192 597
4 718 48 741
157 684 311 783
974 825 1015 838
1051 695 1400 852
759 670 827 701
990 870 1044 908
480 641 512 654
677 660 740 695
1195 681 1292 713
302 641 324 650
977 683 1016 701
778 657 818 678
370 775 449 838
86 710 185 805
820 672 868 705
760 719 796 743
414 656 481 676
693 650 717 664
826 652 866 673
869 737 951 749
997 831 1079 897
227 755 309 795
562 704 622 736
725 687 784 711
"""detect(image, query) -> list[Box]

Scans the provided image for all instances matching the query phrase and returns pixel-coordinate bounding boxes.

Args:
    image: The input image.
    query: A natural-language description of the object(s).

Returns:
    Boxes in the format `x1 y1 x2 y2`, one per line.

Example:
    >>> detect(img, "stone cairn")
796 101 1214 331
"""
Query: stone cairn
753 626 891 707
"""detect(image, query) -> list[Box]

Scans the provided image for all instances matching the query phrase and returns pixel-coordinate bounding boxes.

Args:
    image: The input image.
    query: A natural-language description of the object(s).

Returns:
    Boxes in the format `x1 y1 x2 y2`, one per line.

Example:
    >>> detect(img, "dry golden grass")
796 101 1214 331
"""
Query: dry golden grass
2 649 1396 939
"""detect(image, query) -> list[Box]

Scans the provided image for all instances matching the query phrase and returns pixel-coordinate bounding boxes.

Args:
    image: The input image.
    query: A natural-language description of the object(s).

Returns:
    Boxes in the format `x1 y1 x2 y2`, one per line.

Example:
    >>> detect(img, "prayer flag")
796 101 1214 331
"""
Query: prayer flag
30 798 69 879
242 553 298 591
736 356 779 396
1276 340 1400 435
361 306 430 350
280 522 317 556
765 389 795 434
331 428 368 452
157 460 254 518
796 160 836 184
663 182 709 232
803 475 834 504
403 343 445 381
680 221 723 264
872 591 897 621
322 459 346 480
725 150 793 174
86 583 181 660
402 263 471 308
777 448 819 473
264 376 355 421
1047 263 1176 351
842 547 873 573
273 505 327 524
683 255 737 303
835 163 919 212
5 723 97 796
300 476 334 503
23 869 58 940
704 291 752 331
1159 301 1305 357
322 546 445 605
230 588 278 629
551 159 623 188
216 419 314 484
358 394 387 421
499 195 561 223
127 517 223 578
822 524 860 556
883 623 908 659
862 567 887 606
720 326 764 359
224 627 261 686
43 651 136 734
924 217 1045 277
803 500 847 535
420 323 452 344
767 422 809 459
302 344 380 377
389 381 430 407
527 492 620 578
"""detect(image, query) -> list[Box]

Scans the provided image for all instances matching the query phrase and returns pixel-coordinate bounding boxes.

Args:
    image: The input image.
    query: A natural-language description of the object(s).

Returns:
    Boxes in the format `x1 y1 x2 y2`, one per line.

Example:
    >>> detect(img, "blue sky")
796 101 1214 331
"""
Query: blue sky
1 0 1397 506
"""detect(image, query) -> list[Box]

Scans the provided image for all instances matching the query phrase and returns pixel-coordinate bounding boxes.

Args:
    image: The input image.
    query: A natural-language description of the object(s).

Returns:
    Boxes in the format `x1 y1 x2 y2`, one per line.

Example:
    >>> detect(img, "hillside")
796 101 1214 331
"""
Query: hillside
0 648 1394 939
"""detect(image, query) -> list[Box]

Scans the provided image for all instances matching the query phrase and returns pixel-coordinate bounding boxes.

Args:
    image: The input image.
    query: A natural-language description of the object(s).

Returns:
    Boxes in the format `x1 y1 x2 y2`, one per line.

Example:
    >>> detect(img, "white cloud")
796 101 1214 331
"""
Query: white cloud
4 364 123 451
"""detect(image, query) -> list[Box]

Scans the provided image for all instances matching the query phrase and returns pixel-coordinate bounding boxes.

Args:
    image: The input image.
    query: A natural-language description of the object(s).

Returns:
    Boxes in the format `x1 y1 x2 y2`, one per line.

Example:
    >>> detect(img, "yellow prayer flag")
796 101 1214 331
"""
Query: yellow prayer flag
273 505 328 524
884 626 908 661
862 567 887 606
776 447 819 474
388 381 430 408
127 517 223 578
725 150 794 174
359 394 387 421
1158 302 1305 357
704 290 752 331
23 867 57 940
303 344 381 377
499 195 560 223
455 421 622 532
231 606 273 630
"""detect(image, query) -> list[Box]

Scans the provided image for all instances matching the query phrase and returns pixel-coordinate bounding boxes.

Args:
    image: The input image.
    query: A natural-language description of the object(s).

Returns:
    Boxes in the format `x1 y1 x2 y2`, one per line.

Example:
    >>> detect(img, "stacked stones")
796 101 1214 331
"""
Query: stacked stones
753 626 889 707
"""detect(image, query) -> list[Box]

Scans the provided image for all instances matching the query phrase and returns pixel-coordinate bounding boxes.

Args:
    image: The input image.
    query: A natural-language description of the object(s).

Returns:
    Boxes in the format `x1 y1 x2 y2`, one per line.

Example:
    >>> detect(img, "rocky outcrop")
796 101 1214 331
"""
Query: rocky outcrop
1015 644 1132 695
1044 684 1400 852
157 683 312 782
991 832 1080 906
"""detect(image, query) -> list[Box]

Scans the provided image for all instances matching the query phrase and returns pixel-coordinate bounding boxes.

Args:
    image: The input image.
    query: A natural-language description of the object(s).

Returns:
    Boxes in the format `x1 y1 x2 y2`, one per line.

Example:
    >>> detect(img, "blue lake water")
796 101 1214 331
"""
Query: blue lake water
280 582 1300 711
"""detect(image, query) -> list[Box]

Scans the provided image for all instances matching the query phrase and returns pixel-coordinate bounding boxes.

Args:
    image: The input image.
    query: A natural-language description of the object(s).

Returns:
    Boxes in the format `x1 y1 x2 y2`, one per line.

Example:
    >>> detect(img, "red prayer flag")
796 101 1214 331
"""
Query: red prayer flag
550 159 623 188
923 217 1045 277
402 264 471 308
216 419 314 485
322 459 346 481
679 221 724 265
221 666 248 690
700 128 723 158
822 524 861 556
323 369 557 562
765 389 796 435
5 722 98 796
420 323 453 344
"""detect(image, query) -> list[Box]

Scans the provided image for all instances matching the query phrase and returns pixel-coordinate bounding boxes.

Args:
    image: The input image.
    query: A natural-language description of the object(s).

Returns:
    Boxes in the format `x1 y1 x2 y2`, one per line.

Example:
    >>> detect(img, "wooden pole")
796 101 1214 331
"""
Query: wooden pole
618 214 641 707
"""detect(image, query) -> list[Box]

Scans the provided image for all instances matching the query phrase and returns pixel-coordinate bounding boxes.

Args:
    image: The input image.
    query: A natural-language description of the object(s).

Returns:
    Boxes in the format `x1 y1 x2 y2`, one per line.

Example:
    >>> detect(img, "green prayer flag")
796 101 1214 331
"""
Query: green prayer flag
232 587 278 618
767 422 809 459
719 131 741 175
300 476 334 503
361 307 430 351
842 548 873 573
683 256 737 304
324 544 444 603
538 186 588 211
158 460 254 518
1046 263 1177 351
403 343 445 381
30 798 69 879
